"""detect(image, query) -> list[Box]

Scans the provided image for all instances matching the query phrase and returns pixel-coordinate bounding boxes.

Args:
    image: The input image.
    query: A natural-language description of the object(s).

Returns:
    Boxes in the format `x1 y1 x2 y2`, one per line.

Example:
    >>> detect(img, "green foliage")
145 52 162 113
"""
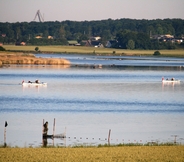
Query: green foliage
0 46 6 51
35 47 39 51
117 30 151 49
126 39 135 49
153 50 161 55
0 19 184 49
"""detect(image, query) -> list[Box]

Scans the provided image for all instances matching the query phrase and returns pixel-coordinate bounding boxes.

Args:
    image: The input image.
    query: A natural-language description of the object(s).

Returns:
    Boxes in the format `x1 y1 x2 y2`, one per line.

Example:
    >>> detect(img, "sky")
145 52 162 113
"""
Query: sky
0 0 184 22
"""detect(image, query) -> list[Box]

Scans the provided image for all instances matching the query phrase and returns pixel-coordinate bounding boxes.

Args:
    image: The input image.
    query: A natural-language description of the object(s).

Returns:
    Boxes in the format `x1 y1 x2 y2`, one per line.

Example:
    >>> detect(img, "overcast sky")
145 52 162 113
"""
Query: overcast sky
0 0 184 22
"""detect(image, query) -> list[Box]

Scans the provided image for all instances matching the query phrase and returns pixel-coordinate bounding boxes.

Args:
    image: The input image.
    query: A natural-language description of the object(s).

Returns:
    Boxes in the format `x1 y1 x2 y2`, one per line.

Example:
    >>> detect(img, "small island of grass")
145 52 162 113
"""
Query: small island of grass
0 51 70 67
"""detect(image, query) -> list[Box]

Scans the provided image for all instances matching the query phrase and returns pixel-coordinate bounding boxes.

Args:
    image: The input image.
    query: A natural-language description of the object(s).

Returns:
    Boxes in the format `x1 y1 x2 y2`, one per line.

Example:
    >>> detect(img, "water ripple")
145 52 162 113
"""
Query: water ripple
0 96 183 113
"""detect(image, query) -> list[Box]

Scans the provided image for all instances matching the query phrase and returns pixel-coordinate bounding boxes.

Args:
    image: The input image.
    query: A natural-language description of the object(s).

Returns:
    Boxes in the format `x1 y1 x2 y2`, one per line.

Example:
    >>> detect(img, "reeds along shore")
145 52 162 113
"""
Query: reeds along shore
0 54 70 66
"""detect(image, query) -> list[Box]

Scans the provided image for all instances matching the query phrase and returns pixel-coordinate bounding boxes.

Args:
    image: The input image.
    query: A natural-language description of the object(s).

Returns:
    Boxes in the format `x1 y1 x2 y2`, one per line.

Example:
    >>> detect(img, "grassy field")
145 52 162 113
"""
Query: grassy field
2 45 184 57
0 146 184 162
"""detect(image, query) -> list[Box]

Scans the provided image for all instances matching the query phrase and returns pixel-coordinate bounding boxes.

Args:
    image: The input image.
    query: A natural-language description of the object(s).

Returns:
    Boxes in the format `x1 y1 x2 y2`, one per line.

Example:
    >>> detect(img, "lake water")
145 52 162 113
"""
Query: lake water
0 54 184 147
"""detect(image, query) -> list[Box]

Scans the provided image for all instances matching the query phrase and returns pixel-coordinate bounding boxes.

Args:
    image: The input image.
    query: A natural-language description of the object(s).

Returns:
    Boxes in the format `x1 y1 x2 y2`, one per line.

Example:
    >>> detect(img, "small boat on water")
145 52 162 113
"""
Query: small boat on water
22 80 47 86
162 77 180 83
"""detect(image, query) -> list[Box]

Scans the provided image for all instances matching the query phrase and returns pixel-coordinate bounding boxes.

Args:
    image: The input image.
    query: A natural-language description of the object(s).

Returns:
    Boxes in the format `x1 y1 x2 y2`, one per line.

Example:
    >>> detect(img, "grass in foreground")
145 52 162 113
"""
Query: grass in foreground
0 146 184 162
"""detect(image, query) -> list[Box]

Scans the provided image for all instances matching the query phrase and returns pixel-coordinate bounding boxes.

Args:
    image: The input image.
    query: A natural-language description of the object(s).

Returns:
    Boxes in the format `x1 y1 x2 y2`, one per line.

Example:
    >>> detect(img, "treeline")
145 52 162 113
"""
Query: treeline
0 18 184 49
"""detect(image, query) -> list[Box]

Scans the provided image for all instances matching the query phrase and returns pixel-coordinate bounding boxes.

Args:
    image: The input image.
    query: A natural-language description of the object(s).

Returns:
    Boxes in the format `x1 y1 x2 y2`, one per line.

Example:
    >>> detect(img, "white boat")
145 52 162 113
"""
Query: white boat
162 78 180 83
22 80 47 86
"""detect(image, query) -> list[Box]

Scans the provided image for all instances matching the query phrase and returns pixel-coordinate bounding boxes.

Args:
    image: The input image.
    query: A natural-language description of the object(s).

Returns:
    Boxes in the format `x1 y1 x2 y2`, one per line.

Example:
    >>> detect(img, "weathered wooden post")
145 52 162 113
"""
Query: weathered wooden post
53 118 55 136
43 121 48 136
52 118 56 146
108 129 111 145
171 135 178 144
4 121 8 147
64 127 67 147
42 120 49 147
42 119 44 135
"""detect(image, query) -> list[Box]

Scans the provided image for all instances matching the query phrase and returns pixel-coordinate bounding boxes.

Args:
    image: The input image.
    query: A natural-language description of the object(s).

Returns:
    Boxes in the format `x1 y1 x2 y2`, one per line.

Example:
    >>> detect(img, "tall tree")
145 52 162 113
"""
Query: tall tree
126 39 135 50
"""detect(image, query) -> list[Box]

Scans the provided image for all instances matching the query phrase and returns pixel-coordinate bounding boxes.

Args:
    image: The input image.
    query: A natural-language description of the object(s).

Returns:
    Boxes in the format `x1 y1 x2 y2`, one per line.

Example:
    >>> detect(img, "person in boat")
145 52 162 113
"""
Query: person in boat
35 80 40 83
28 81 32 83
171 78 175 81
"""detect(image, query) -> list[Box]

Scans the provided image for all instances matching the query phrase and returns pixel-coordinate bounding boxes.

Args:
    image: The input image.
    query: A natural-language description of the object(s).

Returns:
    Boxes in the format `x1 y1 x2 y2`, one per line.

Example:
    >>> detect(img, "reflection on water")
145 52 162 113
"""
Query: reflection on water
162 81 180 87
0 56 184 147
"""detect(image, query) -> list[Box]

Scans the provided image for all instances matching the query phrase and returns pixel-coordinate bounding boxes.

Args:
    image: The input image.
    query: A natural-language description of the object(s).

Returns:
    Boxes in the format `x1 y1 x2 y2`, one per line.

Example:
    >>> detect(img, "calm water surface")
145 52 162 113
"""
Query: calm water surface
0 55 184 147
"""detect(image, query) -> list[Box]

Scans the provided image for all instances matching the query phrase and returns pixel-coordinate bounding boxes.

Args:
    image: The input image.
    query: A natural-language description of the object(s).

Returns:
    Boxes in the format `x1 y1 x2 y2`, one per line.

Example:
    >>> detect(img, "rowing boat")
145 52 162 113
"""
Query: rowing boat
22 82 47 86
22 80 47 86
162 77 180 83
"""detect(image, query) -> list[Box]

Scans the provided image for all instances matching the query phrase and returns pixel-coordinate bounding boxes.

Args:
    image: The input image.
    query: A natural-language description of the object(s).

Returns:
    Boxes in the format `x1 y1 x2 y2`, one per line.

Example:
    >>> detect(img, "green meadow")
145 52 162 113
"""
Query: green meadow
2 45 184 57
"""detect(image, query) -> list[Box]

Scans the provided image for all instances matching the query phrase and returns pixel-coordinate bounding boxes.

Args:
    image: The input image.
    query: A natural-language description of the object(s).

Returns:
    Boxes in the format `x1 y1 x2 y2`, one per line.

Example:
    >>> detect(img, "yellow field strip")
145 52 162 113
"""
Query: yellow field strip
0 146 184 162
2 45 184 56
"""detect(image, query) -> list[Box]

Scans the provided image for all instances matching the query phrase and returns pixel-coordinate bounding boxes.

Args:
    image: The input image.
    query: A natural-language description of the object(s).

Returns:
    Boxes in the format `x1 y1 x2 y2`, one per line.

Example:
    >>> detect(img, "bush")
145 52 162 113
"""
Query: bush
153 50 161 56
0 46 6 51
35 47 39 51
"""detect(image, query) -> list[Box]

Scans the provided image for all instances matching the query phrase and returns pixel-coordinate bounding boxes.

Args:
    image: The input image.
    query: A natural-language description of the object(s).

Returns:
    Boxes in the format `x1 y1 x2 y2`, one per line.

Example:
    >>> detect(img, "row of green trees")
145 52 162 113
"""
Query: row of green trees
115 30 179 50
0 18 184 49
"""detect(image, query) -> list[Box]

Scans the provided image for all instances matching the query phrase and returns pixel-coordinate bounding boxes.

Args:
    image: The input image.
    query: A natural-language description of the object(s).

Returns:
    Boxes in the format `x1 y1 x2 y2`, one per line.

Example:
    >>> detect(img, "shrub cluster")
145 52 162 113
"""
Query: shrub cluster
0 46 6 51
153 51 161 56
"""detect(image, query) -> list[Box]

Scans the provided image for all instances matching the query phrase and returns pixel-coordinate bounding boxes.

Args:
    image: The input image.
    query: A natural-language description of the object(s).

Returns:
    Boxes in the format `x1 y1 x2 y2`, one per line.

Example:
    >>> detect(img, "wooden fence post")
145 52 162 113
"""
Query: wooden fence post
42 119 44 135
53 118 55 136
4 121 8 147
108 129 111 145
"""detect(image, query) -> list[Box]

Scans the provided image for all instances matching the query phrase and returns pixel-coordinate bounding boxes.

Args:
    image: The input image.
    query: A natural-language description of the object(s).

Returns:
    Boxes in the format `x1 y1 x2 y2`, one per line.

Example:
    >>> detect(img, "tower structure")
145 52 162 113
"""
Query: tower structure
33 10 44 22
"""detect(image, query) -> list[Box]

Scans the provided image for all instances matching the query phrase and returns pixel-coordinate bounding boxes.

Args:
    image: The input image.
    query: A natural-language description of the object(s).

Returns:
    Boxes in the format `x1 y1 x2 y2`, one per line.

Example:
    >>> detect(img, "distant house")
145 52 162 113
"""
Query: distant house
91 36 101 41
150 34 184 44
84 40 103 47
15 42 26 46
1 34 6 37
35 36 42 39
151 34 174 40
175 39 183 44
68 40 80 46
83 40 91 46
48 36 53 39
20 42 26 45
82 36 103 47
151 34 161 39
106 40 117 48
164 34 174 39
